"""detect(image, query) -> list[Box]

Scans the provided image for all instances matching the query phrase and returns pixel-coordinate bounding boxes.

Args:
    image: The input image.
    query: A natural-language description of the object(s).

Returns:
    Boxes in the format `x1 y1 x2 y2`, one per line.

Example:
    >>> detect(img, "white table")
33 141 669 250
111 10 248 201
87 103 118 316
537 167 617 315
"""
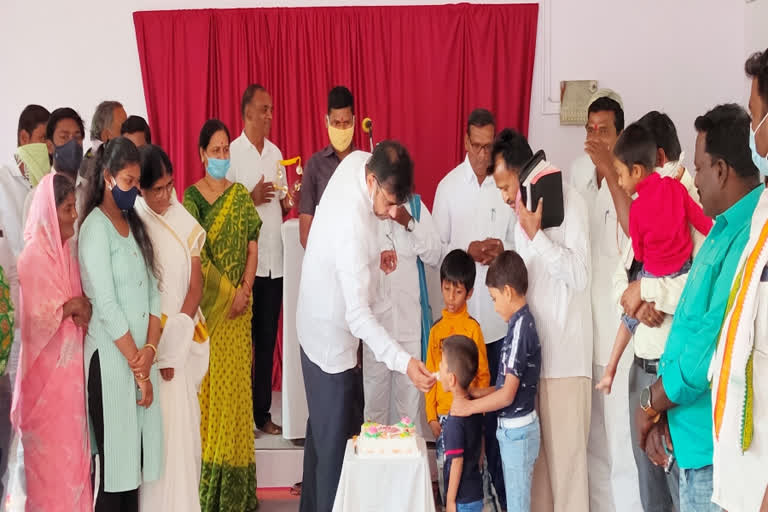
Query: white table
332 438 436 512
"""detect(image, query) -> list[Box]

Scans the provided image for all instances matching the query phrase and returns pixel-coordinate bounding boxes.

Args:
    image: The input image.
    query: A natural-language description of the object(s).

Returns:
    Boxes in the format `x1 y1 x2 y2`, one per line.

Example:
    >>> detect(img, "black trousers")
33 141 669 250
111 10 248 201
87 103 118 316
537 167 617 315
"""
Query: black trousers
251 276 283 428
484 338 507 509
89 352 139 512
299 349 363 512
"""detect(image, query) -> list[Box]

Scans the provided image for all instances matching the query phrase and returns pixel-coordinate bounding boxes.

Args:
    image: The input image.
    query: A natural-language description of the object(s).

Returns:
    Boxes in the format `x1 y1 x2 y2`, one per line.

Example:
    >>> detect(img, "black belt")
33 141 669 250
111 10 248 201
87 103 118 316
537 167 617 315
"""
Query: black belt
634 356 659 375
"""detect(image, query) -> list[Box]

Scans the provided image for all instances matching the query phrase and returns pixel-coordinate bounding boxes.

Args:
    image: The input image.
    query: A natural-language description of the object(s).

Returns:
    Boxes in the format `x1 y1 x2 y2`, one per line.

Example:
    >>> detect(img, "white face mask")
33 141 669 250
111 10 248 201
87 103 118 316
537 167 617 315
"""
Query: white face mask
750 112 768 176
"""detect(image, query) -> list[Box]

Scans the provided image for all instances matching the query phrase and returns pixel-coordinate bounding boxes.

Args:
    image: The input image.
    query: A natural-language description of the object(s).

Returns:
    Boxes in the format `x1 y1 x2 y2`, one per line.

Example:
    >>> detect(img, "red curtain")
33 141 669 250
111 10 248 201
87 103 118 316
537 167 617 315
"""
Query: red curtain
133 4 538 389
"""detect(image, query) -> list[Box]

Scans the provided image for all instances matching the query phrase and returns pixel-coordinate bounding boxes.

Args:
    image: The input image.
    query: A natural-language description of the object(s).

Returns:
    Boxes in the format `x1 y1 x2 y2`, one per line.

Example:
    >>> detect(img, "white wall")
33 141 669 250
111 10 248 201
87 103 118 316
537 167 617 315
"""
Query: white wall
746 0 768 57
0 0 753 172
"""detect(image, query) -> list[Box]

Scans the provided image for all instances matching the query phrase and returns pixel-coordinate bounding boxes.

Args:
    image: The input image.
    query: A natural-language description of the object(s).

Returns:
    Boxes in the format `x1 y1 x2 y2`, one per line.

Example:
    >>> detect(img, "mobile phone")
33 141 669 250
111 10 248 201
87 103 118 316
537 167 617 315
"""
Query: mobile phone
662 435 675 474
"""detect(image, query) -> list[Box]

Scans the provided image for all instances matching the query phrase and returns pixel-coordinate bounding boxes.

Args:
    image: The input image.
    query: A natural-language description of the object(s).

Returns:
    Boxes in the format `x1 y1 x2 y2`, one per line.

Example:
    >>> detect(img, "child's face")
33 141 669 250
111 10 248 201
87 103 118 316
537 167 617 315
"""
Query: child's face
489 285 517 323
442 280 472 314
615 157 645 197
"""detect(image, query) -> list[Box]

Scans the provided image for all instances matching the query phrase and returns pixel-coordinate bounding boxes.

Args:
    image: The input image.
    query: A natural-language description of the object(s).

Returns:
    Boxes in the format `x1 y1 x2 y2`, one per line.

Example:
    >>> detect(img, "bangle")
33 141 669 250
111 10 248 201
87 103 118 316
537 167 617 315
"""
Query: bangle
136 375 150 383
143 343 158 362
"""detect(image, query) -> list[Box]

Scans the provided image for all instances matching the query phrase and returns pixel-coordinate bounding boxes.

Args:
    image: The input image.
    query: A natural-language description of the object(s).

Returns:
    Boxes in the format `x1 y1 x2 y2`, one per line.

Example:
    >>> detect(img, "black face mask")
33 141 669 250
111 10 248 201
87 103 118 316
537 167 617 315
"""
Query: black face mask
53 139 83 174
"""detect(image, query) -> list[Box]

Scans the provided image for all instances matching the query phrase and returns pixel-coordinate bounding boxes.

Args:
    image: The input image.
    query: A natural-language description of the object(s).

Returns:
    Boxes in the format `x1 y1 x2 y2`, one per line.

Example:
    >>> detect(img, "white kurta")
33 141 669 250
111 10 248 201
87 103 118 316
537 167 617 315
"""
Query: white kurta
297 151 412 376
432 156 516 343
137 197 209 512
0 161 31 259
567 154 641 512
227 134 286 278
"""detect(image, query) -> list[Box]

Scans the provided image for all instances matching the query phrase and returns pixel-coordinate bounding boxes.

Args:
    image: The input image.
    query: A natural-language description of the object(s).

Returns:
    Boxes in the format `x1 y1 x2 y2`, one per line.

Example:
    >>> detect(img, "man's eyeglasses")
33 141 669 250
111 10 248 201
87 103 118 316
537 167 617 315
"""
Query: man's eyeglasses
469 141 492 154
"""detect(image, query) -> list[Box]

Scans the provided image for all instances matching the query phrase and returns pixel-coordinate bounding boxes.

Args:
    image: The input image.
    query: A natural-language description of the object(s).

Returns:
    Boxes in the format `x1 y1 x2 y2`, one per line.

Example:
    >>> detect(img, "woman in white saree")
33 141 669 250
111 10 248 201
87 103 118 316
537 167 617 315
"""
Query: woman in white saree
136 145 209 512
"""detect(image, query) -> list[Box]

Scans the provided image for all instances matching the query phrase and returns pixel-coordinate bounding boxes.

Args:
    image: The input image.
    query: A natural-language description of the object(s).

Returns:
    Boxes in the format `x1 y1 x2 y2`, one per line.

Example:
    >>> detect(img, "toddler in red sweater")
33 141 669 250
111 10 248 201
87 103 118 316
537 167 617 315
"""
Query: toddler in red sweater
597 123 713 394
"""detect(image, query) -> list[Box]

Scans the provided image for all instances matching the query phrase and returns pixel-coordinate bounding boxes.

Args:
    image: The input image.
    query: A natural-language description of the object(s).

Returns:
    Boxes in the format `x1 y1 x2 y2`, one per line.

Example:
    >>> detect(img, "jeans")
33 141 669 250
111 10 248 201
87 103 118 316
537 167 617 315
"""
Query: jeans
456 500 484 512
679 465 721 512
497 416 540 512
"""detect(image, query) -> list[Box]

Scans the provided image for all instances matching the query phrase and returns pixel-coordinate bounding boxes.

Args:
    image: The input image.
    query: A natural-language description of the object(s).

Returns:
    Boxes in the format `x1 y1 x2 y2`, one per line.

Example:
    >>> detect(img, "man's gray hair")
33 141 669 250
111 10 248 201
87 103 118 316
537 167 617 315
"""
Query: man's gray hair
90 100 123 141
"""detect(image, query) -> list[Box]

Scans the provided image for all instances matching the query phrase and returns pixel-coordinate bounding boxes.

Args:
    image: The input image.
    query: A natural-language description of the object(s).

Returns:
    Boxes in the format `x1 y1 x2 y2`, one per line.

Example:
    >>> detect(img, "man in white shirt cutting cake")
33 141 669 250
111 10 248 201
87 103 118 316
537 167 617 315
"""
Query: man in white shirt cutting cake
297 141 435 512
362 191 442 432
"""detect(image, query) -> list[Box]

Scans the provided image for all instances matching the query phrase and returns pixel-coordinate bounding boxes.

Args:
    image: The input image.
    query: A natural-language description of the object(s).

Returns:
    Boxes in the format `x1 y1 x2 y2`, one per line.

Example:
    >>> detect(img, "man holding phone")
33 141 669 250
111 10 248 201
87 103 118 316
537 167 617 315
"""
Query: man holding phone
488 128 593 512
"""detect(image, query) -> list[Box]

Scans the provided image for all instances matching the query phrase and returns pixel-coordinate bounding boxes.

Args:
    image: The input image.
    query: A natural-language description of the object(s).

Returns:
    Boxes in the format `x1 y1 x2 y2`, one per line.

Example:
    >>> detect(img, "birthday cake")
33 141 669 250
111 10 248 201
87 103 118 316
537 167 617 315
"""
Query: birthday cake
356 417 419 457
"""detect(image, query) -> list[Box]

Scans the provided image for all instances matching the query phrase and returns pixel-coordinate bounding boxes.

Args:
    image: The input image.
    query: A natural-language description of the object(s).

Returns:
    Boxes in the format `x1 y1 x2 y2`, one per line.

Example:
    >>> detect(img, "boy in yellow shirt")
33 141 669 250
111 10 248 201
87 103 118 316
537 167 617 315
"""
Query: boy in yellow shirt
426 249 491 505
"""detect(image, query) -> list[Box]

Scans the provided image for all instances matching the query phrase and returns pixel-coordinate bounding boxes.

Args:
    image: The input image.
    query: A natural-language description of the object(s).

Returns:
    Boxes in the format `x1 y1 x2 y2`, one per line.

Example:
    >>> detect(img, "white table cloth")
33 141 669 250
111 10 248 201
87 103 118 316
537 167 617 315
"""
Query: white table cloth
333 438 436 512
281 219 309 439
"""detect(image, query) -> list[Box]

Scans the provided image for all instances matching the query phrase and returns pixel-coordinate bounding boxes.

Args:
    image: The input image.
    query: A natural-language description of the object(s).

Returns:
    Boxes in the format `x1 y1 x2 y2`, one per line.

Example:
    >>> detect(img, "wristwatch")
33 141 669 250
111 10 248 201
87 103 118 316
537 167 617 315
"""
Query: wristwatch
640 385 659 420
406 217 415 232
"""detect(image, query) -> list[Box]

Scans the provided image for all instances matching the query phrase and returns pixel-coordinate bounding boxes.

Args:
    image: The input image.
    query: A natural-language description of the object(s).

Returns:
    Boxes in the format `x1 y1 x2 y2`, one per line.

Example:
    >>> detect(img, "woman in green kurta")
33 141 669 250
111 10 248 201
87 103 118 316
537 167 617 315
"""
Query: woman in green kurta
183 120 261 512
78 137 163 512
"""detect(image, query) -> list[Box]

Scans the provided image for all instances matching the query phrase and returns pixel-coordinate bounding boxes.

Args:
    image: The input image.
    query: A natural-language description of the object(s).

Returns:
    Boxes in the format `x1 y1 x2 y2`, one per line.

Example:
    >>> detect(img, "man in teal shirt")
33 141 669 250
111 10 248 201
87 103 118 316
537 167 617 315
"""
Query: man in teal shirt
633 104 763 512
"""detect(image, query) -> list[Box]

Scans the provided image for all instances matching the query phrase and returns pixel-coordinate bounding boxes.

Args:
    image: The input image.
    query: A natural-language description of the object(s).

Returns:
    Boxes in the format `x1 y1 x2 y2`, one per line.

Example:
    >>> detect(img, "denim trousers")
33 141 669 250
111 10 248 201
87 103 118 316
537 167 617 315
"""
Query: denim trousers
496 416 540 512
679 465 721 512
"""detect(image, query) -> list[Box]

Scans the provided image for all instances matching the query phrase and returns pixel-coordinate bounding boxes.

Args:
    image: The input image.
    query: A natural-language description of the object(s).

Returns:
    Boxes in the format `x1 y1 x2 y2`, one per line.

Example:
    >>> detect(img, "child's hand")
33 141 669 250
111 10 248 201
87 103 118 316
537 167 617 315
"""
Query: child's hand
429 420 442 439
620 280 643 318
595 373 614 395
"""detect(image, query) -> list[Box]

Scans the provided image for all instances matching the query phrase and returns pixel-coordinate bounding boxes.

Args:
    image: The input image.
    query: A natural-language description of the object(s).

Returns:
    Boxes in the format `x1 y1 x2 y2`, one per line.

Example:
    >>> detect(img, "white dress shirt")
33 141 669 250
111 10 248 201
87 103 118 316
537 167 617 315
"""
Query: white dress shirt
514 177 593 379
0 161 32 258
432 155 516 343
228 133 287 278
375 201 442 342
297 150 412 375
567 154 630 368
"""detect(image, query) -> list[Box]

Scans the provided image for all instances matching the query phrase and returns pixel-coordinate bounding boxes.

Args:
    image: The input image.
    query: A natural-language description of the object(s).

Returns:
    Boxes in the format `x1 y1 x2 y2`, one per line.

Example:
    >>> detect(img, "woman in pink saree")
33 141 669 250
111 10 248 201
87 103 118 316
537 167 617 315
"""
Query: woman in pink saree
11 173 93 511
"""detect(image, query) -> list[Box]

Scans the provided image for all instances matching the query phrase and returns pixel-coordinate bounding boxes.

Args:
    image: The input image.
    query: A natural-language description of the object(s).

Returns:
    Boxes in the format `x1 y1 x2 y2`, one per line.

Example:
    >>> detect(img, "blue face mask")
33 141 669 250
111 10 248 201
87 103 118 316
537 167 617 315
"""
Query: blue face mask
206 158 230 179
109 178 139 211
750 112 768 176
53 138 83 174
